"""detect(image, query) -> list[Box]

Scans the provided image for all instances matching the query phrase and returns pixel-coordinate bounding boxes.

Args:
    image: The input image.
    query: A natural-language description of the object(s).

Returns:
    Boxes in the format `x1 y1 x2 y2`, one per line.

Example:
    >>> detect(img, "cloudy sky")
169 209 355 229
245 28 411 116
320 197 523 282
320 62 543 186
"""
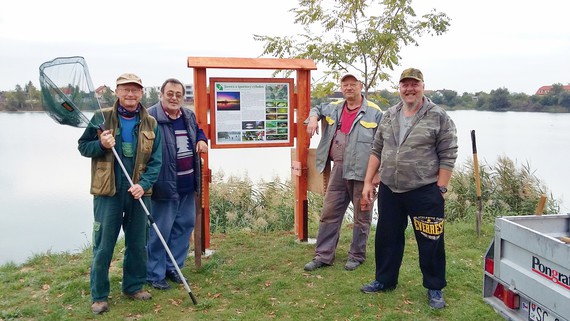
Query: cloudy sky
1 0 568 95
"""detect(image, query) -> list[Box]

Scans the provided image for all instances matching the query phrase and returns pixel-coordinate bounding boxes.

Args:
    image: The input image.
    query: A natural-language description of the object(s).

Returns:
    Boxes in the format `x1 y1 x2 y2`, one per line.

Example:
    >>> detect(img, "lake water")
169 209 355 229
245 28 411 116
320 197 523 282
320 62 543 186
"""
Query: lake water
1 110 569 265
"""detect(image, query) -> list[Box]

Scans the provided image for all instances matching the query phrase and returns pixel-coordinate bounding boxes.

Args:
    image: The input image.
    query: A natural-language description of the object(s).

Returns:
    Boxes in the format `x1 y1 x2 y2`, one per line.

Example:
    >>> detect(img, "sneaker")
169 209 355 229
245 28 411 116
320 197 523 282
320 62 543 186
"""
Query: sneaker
344 259 362 271
304 259 329 271
427 289 446 309
166 270 187 284
147 279 170 290
125 290 152 300
360 280 397 293
91 301 109 314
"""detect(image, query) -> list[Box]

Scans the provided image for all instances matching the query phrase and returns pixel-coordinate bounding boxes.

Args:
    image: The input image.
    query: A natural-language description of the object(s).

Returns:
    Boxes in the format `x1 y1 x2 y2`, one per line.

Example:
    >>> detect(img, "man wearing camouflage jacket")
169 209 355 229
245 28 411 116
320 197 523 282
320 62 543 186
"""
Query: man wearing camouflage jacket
360 68 458 310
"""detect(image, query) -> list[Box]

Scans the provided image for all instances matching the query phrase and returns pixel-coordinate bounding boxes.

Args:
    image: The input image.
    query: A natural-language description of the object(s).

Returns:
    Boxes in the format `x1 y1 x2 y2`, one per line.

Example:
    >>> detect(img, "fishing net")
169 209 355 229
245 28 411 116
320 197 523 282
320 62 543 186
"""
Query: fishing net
39 56 102 128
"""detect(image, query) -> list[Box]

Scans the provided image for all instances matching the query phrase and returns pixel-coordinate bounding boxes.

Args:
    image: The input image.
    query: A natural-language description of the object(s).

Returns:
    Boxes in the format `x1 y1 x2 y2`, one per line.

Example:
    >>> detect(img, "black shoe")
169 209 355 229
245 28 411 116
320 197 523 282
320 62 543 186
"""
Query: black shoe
360 280 397 293
147 279 170 290
166 270 187 284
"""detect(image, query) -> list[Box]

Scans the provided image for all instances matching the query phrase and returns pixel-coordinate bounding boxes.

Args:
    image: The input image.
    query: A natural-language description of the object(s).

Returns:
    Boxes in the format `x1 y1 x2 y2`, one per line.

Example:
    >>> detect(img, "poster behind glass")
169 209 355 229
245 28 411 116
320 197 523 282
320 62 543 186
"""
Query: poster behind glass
210 78 294 148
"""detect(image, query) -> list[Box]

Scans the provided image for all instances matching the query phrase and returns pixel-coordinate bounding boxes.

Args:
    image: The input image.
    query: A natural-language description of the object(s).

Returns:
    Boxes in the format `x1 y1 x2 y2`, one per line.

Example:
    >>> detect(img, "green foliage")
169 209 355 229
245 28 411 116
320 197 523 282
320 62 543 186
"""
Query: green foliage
100 87 116 108
207 154 558 234
142 87 159 107
207 152 559 233
254 0 451 95
446 156 559 222
209 172 295 233
559 91 570 109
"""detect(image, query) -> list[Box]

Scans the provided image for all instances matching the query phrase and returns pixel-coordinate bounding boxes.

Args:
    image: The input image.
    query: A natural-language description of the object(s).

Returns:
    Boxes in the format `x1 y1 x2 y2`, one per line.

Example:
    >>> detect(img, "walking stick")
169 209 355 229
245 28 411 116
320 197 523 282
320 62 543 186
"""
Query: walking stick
471 130 483 236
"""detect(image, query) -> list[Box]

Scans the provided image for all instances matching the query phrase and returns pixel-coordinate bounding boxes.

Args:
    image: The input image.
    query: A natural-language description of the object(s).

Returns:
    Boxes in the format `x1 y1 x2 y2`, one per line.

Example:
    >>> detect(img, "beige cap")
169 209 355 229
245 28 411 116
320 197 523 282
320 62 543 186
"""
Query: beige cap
116 73 143 87
340 73 361 82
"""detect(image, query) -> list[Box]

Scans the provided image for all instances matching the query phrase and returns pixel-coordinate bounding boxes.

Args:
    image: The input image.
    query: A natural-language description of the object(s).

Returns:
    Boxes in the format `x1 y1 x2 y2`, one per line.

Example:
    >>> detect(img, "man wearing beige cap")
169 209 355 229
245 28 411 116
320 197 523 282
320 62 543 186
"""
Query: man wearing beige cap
360 68 458 309
304 73 383 272
78 73 162 314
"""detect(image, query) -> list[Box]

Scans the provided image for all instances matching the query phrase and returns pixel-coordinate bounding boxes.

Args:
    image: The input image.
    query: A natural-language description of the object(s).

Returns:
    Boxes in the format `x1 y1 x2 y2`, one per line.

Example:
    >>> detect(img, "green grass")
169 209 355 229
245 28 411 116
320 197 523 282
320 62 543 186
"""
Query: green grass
0 221 500 320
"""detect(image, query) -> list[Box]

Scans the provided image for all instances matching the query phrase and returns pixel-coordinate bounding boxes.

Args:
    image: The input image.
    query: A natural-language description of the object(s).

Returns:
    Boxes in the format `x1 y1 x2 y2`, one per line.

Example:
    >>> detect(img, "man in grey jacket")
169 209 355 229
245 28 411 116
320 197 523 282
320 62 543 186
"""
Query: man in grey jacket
360 68 458 309
304 73 383 271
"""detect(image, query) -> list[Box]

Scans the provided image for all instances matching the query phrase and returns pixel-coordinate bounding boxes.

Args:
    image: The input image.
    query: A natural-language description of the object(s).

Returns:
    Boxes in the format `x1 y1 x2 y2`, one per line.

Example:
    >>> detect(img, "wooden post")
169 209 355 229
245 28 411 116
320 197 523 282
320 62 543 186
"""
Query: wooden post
294 69 311 241
535 194 547 215
192 66 211 254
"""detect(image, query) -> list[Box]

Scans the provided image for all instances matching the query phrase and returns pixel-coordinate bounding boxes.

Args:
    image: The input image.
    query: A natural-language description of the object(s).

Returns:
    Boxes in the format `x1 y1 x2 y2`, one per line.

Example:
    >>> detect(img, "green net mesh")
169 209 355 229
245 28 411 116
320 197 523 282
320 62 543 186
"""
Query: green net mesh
39 56 102 128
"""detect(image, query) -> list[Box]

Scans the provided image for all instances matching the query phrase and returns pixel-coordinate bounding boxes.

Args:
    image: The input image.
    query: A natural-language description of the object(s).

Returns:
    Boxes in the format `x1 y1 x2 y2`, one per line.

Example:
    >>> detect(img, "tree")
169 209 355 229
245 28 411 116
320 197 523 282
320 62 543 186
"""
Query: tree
440 89 458 107
9 85 27 111
254 0 450 96
427 90 444 105
549 83 564 96
141 88 159 107
459 92 475 109
488 88 511 111
558 91 570 110
101 87 116 108
25 81 41 110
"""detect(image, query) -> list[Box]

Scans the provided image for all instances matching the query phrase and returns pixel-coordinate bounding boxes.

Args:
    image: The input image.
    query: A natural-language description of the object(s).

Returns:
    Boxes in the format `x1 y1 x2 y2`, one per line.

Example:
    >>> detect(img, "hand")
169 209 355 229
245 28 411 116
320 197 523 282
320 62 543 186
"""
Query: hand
306 116 319 137
372 173 381 188
128 184 145 200
100 130 115 149
362 182 376 206
196 140 208 154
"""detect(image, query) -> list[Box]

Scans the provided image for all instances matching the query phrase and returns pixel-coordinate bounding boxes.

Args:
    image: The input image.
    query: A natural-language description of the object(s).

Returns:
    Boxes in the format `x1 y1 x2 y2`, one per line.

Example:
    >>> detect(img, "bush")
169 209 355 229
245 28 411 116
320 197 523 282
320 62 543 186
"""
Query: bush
447 156 559 222
208 156 559 232
209 171 294 233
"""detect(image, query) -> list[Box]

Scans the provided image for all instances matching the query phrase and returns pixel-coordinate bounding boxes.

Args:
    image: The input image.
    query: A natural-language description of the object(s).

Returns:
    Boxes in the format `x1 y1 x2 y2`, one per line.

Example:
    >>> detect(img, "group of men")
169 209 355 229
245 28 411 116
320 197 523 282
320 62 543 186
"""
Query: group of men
79 67 457 314
304 68 458 310
78 74 207 314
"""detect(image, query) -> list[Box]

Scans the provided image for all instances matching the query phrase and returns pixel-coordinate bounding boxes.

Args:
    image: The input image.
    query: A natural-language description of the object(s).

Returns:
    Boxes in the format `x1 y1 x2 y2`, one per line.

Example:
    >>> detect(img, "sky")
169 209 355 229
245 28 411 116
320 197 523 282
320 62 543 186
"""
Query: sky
1 0 568 95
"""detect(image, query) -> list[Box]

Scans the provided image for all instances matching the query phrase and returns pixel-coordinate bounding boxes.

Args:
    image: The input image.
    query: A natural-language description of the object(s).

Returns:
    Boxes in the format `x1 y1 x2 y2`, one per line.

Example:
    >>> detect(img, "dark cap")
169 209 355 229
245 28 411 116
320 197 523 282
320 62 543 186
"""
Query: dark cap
399 68 424 82
116 73 143 87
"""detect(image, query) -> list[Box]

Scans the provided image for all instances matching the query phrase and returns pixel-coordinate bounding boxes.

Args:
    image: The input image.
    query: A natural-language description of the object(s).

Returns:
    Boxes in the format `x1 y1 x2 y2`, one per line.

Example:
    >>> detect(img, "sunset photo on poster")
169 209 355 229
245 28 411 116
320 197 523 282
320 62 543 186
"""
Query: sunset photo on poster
217 91 240 111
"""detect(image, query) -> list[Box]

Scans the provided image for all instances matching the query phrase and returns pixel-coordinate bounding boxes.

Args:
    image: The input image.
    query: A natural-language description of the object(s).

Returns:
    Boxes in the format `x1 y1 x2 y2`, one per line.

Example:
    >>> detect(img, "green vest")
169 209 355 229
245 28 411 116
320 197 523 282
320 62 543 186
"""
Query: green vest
90 104 157 196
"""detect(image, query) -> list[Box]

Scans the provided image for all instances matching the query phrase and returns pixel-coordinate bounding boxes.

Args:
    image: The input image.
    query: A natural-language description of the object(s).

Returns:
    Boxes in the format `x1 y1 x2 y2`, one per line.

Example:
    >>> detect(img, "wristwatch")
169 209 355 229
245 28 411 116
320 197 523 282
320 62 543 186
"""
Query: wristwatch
438 186 448 193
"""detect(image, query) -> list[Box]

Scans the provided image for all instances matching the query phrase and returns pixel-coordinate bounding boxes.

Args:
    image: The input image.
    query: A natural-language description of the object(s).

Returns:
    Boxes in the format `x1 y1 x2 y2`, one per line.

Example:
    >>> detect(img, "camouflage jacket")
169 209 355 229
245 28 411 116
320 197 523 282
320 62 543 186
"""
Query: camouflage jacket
308 95 383 181
371 97 458 192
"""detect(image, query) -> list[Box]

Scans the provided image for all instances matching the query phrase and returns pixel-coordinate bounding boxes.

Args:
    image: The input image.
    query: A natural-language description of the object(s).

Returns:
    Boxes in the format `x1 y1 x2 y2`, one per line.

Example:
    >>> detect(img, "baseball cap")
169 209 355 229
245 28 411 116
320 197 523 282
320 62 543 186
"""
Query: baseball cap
340 73 361 82
399 68 424 82
116 73 143 87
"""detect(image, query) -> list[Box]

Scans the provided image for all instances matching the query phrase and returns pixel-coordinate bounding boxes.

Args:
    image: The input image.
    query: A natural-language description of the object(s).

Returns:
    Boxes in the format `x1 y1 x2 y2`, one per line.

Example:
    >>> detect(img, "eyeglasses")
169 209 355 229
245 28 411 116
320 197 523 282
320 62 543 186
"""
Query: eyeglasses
342 83 360 89
117 88 142 94
165 91 184 99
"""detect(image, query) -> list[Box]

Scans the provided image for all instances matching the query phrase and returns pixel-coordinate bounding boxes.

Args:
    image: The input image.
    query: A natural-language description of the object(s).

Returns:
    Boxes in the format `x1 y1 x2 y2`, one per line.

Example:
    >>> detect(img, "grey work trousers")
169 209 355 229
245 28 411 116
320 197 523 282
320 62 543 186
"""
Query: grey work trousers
314 132 372 264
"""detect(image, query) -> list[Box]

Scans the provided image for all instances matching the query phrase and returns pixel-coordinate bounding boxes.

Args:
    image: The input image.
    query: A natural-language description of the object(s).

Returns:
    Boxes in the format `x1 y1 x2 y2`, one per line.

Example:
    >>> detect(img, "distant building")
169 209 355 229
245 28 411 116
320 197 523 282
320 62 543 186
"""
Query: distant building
95 85 112 100
184 84 194 103
535 85 570 95
141 84 194 103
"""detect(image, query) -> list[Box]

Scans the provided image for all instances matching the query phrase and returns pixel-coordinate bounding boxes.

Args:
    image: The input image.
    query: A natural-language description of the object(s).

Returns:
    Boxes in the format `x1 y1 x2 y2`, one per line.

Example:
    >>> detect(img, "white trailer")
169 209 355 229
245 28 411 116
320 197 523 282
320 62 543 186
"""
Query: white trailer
483 214 570 321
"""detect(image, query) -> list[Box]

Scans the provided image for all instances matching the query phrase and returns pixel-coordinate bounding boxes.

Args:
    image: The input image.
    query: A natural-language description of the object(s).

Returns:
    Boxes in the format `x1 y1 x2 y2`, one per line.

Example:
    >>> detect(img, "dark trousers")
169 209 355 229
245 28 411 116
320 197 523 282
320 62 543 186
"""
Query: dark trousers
374 182 447 290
